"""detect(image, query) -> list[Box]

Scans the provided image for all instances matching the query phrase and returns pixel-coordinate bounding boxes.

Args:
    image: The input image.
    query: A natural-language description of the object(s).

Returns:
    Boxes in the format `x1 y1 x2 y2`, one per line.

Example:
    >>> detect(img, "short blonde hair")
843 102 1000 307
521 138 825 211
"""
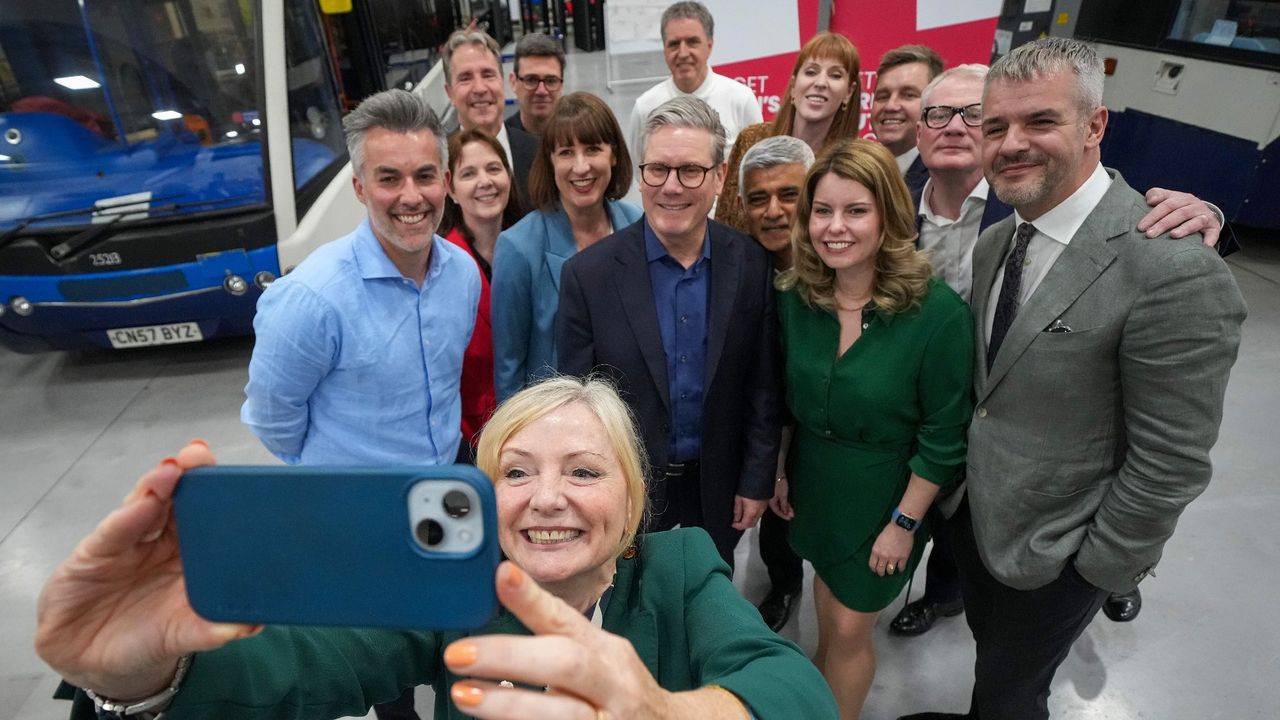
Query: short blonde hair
476 376 648 556
778 138 932 314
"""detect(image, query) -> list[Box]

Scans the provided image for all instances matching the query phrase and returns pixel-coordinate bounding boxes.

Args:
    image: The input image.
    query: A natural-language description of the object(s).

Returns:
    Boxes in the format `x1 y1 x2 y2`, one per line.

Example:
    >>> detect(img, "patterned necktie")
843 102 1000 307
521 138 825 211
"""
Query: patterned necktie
987 222 1036 371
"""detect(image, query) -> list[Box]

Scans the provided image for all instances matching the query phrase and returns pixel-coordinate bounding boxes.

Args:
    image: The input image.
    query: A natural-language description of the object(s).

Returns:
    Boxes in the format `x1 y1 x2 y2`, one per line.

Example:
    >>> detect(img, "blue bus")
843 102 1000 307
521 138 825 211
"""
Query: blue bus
0 0 455 352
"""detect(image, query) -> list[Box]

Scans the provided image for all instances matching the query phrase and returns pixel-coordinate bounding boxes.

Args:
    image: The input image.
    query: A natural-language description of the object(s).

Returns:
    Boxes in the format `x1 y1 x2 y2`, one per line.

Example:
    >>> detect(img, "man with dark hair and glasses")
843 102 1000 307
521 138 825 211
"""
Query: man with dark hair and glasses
506 32 565 137
558 96 782 568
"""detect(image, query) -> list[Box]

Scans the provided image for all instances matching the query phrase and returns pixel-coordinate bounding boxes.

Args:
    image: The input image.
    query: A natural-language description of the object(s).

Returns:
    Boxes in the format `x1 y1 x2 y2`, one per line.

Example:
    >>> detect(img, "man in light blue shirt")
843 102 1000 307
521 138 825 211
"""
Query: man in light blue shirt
242 89 480 467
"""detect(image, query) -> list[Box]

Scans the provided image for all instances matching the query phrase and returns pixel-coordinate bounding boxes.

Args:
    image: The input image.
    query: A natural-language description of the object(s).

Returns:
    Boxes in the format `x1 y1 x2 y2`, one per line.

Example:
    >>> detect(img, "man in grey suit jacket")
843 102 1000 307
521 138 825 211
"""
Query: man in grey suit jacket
901 38 1246 720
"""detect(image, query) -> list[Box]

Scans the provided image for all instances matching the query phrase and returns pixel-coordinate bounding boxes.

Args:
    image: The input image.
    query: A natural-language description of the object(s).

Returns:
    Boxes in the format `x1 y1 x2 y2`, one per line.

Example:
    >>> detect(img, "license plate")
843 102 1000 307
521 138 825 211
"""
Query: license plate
107 322 204 349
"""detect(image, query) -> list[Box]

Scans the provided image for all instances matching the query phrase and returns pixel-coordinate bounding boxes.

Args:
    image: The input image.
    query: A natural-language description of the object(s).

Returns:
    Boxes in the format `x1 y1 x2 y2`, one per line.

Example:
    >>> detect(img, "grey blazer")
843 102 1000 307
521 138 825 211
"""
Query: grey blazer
962 171 1246 593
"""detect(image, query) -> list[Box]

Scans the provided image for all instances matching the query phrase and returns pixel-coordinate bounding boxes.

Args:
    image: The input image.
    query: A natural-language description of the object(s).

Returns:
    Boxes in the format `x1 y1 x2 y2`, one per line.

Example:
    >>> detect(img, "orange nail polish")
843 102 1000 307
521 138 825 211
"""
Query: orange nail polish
451 682 484 708
160 457 179 467
506 564 524 589
189 438 208 447
443 641 478 668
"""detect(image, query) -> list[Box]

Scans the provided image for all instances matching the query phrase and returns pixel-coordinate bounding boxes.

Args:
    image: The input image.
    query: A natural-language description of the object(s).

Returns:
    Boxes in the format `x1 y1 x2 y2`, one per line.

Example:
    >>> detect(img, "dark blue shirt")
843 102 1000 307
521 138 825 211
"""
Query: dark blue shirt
644 221 711 463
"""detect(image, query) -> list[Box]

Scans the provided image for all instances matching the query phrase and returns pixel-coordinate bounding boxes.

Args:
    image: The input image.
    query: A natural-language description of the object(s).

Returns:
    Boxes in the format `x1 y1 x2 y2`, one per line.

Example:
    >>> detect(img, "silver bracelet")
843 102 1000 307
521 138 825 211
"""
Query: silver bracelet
85 654 192 718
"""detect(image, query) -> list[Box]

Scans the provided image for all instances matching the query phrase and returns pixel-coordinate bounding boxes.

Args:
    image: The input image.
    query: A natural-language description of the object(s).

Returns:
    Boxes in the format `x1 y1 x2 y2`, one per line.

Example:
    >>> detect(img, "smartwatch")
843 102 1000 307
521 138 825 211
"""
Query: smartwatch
891 508 919 532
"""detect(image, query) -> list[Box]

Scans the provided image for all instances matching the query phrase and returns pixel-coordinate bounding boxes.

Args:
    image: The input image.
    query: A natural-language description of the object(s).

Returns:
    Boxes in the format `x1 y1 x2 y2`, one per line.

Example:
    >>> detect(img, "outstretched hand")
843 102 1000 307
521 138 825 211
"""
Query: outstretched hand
34 442 261 700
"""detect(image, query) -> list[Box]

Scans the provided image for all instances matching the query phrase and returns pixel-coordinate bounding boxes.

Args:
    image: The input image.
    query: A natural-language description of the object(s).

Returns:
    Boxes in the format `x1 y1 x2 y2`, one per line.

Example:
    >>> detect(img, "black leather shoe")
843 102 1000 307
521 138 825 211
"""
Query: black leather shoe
757 584 801 632
1103 587 1142 622
889 596 964 636
896 712 968 719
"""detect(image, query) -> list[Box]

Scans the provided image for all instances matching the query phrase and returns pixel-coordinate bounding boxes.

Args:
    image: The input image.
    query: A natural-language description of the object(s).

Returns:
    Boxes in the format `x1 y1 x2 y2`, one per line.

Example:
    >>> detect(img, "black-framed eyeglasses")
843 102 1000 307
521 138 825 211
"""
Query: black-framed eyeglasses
638 162 716 189
517 74 563 90
922 103 983 128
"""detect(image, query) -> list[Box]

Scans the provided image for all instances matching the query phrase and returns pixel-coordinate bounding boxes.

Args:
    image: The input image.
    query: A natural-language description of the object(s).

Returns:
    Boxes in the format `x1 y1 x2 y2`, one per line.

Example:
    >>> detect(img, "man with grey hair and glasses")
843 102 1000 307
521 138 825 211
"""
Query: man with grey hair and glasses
559 96 782 568
243 87 478 720
627 1 762 165
899 37 1245 720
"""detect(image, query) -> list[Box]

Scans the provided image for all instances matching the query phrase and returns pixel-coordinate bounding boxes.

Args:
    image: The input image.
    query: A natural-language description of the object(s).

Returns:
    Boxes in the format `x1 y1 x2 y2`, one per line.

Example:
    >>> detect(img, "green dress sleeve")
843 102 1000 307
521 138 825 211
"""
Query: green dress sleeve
906 286 975 486
672 529 838 720
164 627 441 719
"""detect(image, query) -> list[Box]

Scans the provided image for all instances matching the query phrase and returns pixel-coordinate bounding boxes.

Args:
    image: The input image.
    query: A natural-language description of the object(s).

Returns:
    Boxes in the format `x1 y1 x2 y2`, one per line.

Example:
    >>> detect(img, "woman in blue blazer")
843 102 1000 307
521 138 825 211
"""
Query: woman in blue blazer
492 93 642 401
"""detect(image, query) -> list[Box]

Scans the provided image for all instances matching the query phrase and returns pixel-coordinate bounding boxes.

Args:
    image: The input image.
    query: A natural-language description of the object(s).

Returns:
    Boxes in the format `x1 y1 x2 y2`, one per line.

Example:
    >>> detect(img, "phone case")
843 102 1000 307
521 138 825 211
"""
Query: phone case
174 465 500 631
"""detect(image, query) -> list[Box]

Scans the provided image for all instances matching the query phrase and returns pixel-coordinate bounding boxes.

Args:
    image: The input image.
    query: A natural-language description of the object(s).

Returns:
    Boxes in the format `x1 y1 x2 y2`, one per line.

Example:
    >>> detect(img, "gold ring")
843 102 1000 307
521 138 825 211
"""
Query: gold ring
886 563 896 574
596 709 609 720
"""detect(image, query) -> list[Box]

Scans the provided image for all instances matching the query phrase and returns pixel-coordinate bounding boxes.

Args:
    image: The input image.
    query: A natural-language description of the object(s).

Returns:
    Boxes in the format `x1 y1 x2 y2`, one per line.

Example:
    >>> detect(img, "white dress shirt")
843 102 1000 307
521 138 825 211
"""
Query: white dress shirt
984 162 1113 342
919 177 990 302
895 146 921 176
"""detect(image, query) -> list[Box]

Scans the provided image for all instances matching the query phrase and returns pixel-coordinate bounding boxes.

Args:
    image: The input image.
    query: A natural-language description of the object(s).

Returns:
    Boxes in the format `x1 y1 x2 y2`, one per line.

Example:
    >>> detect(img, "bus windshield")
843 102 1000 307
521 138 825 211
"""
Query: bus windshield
0 0 271 231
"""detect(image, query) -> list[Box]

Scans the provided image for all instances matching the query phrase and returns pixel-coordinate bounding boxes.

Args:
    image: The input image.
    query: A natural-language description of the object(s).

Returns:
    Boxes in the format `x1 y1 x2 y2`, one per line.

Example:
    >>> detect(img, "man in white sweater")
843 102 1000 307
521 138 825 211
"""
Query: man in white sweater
628 1 762 162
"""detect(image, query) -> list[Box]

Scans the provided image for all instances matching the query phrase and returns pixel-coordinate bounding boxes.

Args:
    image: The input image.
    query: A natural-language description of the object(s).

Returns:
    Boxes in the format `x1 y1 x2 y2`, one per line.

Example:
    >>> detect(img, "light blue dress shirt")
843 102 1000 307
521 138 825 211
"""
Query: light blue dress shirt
241 218 480 465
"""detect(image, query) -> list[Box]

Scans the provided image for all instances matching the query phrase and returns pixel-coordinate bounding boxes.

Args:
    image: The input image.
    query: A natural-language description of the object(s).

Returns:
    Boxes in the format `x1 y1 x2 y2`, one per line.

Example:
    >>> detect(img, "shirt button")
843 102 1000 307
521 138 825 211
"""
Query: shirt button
823 430 832 437
680 315 688 323
680 392 688 400
680 354 687 362
1024 258 1032 267
977 408 988 418
862 323 869 329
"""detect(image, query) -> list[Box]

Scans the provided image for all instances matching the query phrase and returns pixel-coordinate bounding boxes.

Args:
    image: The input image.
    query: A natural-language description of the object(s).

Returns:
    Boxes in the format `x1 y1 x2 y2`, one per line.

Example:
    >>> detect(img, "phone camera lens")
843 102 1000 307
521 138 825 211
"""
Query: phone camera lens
443 490 471 518
415 518 444 547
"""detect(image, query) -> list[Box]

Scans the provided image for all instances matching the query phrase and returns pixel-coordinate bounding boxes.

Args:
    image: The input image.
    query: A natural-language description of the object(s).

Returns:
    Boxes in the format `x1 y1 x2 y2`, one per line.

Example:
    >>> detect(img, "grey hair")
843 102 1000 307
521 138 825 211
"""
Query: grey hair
738 136 815 200
513 32 565 75
342 89 447 174
921 63 989 107
988 37 1104 116
661 1 714 41
641 96 728 165
442 30 501 84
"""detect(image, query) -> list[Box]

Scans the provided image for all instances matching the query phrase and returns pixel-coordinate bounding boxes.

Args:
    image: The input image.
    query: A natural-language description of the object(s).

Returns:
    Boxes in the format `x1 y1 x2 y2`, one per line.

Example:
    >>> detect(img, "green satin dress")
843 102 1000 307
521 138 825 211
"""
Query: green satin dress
780 278 974 612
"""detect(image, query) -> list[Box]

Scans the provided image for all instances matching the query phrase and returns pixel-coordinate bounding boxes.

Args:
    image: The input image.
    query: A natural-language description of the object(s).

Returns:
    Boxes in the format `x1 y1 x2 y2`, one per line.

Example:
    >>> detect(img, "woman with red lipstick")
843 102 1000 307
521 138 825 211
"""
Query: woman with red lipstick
492 93 642 403
717 32 861 233
36 379 838 719
439 130 527 458
773 138 973 719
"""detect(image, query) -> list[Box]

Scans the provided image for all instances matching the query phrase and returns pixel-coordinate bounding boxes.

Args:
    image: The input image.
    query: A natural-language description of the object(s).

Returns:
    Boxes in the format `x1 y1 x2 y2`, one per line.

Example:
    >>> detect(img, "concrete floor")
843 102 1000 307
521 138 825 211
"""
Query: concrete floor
3 44 1280 720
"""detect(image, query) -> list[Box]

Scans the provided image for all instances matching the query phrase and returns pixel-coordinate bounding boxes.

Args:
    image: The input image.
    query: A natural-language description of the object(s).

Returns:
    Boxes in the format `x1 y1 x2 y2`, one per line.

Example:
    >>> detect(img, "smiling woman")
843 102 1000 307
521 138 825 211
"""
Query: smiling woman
35 377 838 720
491 93 642 402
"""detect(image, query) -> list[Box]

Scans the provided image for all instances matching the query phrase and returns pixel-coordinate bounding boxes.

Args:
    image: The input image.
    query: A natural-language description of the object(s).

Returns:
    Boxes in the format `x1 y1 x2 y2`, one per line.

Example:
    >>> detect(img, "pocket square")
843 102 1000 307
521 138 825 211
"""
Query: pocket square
1045 319 1073 333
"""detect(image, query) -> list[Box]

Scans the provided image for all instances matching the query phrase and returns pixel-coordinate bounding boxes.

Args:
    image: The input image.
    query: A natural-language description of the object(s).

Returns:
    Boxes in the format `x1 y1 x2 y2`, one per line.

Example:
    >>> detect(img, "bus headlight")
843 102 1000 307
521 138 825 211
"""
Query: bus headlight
223 275 248 296
10 297 33 316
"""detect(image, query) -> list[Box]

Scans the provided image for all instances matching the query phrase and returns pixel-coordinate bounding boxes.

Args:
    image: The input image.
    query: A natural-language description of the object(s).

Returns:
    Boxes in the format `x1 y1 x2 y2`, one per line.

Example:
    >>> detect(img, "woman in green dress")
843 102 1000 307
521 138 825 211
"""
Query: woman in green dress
771 138 973 719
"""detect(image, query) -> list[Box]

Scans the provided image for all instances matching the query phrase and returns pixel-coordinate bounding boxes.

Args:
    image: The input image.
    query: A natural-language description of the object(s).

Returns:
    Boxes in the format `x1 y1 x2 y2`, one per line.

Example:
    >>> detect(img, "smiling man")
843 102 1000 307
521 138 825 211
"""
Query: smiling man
627 1 762 167
871 45 943 196
505 32 565 136
899 38 1246 720
243 89 479 468
443 30 537 208
559 96 781 568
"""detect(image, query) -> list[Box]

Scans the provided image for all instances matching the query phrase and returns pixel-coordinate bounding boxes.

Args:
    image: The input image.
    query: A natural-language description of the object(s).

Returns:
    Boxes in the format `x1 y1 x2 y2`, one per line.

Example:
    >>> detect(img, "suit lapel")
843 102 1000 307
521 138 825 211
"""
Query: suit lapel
544 210 575 293
603 552 659 676
703 226 739 389
614 228 672 413
980 186 1130 399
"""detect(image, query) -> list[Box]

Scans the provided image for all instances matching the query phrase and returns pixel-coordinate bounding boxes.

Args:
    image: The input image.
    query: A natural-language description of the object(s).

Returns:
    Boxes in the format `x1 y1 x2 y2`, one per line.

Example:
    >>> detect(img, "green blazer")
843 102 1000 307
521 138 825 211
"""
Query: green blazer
61 528 836 719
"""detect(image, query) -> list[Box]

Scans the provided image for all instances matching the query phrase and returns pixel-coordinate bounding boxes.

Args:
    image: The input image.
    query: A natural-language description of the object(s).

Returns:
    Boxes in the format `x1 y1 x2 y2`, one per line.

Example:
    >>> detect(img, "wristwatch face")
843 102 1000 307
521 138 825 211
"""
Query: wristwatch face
894 513 918 531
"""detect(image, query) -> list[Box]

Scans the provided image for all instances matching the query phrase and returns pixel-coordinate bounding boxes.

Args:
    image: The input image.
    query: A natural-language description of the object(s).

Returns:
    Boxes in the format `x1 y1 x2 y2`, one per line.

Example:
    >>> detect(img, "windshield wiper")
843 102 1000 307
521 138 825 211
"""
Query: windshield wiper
0 194 183 252
48 194 260 261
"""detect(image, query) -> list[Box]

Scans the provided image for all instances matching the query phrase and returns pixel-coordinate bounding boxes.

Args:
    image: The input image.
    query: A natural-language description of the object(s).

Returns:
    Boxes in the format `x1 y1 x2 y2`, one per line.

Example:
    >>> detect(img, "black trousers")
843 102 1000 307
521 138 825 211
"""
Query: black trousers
759 505 803 591
919 505 962 604
648 461 739 569
952 500 1109 720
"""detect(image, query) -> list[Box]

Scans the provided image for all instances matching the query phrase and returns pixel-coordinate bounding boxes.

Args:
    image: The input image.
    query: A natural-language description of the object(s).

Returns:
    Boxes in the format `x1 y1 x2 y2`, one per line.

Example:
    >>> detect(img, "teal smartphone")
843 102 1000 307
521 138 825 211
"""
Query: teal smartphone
173 464 499 631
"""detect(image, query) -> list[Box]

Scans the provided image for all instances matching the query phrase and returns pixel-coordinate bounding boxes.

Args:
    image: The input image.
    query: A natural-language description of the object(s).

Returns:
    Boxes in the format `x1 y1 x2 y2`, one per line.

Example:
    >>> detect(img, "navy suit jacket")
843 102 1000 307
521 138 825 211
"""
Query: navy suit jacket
556 219 783 551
